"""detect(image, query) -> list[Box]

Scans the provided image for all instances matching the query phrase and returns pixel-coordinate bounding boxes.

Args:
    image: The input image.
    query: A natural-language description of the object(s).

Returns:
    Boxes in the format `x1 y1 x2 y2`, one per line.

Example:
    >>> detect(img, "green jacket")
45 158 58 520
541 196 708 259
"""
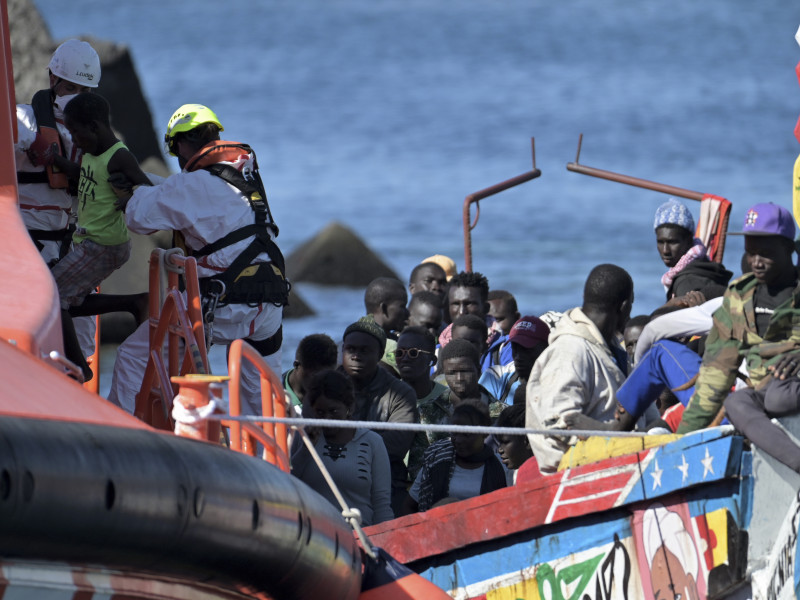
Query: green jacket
677 273 800 433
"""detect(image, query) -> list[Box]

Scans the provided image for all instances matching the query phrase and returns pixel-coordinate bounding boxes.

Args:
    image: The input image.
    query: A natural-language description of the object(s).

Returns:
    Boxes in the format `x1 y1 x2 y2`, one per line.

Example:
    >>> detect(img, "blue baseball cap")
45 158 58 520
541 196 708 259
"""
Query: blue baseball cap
731 203 795 240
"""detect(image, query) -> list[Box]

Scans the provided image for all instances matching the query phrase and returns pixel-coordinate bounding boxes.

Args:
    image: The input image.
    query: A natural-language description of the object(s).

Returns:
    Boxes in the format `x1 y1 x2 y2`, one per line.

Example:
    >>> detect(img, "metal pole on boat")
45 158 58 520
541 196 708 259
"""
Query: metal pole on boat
566 133 704 201
463 138 541 272
565 134 734 264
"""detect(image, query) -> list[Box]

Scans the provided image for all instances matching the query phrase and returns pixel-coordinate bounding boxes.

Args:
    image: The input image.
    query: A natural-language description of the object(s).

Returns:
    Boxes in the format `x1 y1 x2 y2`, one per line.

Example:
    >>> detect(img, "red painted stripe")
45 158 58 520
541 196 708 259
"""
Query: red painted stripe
18 203 70 212
71 567 94 600
557 470 634 502
365 449 652 563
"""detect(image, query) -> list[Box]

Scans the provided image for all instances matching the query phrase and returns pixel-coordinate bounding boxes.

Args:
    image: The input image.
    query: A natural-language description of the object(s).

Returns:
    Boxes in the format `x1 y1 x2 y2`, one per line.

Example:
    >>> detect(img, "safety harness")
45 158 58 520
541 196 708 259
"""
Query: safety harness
187 142 291 311
17 90 74 259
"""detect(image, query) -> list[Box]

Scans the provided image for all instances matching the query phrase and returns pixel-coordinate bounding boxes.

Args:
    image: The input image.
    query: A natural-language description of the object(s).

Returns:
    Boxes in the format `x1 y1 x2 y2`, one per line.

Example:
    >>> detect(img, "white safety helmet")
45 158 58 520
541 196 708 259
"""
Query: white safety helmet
48 39 101 88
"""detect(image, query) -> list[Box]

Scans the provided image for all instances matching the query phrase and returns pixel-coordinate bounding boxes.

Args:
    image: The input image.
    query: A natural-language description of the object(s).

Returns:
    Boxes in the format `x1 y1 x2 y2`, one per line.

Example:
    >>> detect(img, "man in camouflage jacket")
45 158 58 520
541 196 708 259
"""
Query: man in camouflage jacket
677 203 800 435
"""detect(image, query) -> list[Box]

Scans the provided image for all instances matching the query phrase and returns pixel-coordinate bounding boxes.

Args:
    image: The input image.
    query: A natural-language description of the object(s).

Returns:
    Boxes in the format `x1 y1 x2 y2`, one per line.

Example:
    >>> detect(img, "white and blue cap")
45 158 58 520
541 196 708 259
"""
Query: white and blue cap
654 198 695 234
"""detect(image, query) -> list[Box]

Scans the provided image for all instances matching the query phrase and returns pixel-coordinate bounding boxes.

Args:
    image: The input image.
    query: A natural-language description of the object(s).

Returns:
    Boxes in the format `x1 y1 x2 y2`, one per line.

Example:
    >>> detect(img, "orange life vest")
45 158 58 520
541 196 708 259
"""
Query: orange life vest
17 89 69 189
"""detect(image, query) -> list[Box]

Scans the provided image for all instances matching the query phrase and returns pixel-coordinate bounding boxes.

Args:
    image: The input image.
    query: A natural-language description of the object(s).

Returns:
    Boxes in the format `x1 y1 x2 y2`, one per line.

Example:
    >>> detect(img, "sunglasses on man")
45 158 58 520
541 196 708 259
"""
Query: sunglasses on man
393 347 433 359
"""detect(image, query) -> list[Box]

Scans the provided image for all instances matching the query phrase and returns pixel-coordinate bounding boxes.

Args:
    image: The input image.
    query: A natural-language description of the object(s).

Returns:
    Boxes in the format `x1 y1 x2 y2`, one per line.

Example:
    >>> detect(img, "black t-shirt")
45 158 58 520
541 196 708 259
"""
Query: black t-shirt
754 282 796 337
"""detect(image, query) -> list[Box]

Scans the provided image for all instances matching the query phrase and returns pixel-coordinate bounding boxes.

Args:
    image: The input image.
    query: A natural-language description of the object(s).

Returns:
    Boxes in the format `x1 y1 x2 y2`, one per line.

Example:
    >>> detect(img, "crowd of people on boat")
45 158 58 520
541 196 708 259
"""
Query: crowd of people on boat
15 39 800 527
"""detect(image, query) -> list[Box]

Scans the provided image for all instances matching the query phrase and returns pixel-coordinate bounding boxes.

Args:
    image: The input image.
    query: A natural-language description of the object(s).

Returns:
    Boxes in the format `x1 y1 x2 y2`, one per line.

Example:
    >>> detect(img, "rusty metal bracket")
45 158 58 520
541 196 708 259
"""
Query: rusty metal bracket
566 133 704 201
463 138 541 272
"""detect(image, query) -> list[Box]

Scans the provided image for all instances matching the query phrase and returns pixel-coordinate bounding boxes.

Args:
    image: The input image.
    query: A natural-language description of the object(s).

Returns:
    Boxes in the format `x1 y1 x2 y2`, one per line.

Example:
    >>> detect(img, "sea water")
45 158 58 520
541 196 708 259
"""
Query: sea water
32 0 800 389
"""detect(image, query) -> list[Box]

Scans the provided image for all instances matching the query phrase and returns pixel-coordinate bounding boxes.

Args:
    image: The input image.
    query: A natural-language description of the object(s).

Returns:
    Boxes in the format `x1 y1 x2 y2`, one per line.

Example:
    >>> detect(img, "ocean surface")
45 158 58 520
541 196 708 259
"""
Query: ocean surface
31 0 800 391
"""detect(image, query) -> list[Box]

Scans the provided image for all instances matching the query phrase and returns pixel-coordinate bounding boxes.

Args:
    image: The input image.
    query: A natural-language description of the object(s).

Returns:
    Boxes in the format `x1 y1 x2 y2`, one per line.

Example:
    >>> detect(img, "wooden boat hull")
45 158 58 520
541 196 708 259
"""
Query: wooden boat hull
366 429 753 599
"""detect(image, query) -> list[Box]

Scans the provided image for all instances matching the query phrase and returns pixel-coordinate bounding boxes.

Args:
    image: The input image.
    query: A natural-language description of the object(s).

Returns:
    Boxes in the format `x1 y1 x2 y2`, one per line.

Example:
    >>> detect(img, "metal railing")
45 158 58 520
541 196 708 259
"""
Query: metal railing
463 138 541 272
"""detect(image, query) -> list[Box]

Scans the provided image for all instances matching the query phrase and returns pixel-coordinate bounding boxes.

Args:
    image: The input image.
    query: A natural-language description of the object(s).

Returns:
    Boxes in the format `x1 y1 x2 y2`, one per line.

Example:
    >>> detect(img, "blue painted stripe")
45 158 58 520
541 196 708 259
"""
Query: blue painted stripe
418 509 633 593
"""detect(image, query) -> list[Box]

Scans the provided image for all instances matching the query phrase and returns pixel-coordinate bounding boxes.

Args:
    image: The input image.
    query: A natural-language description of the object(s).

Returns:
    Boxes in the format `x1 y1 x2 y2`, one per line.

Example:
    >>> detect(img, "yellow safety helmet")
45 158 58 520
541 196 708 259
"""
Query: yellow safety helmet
164 104 224 156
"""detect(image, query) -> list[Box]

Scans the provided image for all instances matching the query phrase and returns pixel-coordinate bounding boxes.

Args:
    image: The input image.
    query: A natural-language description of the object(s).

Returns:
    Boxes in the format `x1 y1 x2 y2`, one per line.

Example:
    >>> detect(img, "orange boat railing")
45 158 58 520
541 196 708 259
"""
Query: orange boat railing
137 248 290 472
225 338 290 472
133 249 209 431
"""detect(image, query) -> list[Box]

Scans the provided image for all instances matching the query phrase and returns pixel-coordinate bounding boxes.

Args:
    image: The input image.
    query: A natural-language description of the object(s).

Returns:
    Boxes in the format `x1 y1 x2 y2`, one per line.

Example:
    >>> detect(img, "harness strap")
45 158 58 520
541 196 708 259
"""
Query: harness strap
27 224 74 258
204 162 279 236
27 227 72 242
244 326 283 357
195 225 285 273
17 171 49 184
498 372 519 404
192 151 289 307
19 203 71 213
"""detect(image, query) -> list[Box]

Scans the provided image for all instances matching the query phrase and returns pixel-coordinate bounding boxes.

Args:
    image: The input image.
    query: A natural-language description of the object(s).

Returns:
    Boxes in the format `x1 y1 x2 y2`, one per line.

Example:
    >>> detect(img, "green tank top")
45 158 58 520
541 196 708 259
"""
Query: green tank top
73 140 130 246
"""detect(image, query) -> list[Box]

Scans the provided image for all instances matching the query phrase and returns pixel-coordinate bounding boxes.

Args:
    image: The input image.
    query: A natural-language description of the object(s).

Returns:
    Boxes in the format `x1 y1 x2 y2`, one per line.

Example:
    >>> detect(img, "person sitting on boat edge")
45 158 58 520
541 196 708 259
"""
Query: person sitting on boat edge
565 309 705 434
340 318 419 514
51 93 152 380
526 264 633 473
677 203 800 473
106 103 289 416
653 198 732 309
407 290 443 341
396 326 448 480
283 333 338 416
364 277 409 376
291 369 394 526
401 399 508 515
480 315 550 406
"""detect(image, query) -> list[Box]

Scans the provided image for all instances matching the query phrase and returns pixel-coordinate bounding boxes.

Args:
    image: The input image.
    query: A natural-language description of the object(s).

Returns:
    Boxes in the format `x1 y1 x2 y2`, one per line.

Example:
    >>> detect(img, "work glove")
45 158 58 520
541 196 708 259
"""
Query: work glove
27 138 58 167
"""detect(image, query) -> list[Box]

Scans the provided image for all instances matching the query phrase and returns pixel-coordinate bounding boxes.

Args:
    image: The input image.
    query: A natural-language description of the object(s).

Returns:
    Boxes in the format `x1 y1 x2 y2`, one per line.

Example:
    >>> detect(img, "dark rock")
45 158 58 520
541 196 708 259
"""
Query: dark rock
285 221 399 287
284 286 315 318
89 37 166 170
10 0 169 175
9 0 53 101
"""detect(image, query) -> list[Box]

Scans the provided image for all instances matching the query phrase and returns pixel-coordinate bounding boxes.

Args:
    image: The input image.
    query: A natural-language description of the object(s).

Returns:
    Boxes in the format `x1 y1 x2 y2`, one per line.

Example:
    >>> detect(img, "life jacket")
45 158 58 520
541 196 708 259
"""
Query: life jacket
17 89 69 189
187 141 290 308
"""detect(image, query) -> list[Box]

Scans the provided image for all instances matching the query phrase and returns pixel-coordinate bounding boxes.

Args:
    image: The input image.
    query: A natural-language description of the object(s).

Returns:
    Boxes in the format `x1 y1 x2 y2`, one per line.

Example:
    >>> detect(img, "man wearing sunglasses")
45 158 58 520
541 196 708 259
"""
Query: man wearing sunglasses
395 326 448 479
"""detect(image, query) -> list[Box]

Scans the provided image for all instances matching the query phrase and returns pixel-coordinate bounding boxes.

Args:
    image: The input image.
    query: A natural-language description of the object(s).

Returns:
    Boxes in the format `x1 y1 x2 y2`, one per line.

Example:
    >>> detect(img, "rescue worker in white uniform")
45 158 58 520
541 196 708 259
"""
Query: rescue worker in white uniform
14 39 101 355
107 105 289 416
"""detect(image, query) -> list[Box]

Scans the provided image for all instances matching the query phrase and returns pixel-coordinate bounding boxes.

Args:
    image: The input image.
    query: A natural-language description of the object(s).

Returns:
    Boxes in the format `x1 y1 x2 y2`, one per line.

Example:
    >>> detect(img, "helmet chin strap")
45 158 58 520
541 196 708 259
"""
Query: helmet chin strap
49 73 62 94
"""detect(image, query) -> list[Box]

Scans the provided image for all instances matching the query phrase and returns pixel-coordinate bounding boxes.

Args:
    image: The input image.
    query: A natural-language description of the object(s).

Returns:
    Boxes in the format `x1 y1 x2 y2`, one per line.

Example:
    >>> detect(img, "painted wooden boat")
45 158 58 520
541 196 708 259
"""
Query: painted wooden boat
365 428 765 599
